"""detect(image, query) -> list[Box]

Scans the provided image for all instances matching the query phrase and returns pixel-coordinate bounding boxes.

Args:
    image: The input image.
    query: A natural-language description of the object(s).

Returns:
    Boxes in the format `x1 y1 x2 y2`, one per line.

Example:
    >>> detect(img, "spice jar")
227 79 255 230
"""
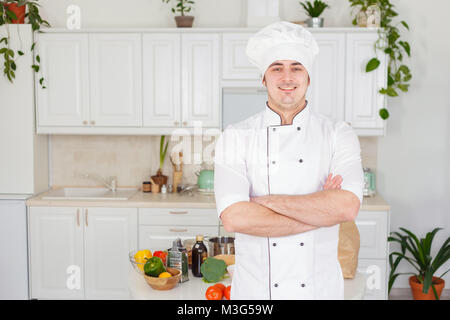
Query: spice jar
142 181 151 193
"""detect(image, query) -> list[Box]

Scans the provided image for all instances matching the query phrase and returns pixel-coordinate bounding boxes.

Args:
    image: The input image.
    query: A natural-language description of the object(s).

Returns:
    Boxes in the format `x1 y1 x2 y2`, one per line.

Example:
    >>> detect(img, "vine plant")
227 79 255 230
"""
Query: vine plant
349 0 412 120
0 0 50 87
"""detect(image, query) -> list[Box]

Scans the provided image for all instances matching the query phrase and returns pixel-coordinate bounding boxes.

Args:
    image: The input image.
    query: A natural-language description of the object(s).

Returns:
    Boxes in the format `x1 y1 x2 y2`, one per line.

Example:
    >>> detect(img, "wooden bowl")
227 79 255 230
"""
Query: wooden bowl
143 267 181 290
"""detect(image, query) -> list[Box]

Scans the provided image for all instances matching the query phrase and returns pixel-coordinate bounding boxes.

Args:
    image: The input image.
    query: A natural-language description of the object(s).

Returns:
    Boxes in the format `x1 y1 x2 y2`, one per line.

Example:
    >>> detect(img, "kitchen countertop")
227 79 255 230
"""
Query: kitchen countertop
128 268 368 300
26 187 390 211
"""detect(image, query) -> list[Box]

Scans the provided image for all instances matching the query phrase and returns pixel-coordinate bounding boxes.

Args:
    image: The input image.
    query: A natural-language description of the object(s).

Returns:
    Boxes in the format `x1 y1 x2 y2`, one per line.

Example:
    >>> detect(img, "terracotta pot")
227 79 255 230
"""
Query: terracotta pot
4 3 26 24
175 15 194 28
151 169 168 187
409 275 445 300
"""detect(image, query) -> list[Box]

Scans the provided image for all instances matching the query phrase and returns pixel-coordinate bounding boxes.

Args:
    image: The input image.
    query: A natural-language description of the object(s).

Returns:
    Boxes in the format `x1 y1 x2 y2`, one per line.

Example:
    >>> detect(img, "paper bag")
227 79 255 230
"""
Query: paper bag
337 221 360 279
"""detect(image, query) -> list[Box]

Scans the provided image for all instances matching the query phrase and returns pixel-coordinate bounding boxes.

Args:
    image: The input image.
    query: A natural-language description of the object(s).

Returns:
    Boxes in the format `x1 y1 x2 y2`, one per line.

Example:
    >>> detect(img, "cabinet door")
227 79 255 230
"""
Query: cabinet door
345 33 387 129
139 225 219 252
222 33 260 80
307 33 346 121
29 207 84 299
355 211 388 260
83 207 137 299
89 34 142 127
181 34 220 127
143 34 181 127
35 33 90 126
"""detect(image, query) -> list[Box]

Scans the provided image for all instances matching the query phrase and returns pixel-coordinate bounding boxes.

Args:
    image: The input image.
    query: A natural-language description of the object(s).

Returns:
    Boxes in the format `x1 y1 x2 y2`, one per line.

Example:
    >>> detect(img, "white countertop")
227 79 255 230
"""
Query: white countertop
26 187 390 211
128 268 367 300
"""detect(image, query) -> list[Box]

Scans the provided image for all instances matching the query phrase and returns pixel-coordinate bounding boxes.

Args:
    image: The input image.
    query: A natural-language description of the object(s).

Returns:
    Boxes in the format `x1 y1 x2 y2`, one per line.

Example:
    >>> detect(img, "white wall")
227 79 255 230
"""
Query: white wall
37 0 449 289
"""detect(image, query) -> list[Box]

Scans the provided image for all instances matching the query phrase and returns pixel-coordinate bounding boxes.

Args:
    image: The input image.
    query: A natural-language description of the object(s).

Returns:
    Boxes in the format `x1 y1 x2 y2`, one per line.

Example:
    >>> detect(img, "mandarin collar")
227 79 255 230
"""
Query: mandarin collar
264 101 311 127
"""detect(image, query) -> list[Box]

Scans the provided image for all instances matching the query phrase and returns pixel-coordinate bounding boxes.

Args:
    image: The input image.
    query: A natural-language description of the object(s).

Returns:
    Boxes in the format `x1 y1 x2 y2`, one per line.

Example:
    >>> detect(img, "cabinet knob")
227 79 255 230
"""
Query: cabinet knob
90 120 96 125
182 121 187 126
346 122 352 126
82 120 88 125
174 121 179 126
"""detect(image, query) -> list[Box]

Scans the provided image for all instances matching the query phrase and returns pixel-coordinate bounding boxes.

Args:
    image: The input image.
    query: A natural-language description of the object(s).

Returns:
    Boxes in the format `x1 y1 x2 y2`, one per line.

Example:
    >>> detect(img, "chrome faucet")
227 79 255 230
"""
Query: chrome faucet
82 174 117 192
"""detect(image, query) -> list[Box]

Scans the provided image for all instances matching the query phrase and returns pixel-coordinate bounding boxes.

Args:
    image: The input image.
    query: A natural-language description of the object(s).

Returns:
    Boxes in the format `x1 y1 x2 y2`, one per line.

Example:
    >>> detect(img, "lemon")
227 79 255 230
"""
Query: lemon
158 272 172 278
134 249 152 271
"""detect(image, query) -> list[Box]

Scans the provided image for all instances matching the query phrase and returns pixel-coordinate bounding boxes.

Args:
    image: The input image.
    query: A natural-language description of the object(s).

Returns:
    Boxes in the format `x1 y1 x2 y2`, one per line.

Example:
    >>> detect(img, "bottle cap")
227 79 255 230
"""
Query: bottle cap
196 235 204 241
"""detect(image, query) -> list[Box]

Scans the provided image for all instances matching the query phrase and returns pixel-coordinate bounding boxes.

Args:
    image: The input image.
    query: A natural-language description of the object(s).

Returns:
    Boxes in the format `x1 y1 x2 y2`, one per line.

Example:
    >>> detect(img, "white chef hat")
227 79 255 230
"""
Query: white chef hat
246 21 319 79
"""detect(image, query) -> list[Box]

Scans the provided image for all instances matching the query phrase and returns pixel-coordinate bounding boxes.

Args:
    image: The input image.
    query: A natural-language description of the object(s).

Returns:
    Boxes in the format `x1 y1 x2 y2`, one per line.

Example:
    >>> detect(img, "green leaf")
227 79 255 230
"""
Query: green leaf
39 77 44 85
0 48 7 54
386 87 398 97
398 84 409 92
6 9 18 21
401 21 410 30
366 58 380 72
31 65 39 72
379 108 389 120
387 75 395 86
18 50 24 56
399 41 411 57
0 37 8 45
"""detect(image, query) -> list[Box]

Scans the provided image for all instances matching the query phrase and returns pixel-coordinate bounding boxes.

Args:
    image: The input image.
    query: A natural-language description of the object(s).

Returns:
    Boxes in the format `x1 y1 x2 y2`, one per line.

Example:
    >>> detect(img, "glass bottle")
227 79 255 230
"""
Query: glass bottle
191 235 208 277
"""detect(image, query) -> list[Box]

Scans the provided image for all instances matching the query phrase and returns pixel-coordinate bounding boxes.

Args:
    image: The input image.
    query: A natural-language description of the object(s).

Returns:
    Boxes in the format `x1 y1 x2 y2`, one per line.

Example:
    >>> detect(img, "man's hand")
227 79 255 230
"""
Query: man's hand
323 173 343 190
251 173 343 205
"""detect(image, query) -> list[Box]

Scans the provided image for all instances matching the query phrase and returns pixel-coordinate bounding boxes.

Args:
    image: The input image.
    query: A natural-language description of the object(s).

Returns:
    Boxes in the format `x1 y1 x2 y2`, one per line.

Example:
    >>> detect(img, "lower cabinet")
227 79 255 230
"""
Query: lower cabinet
29 206 137 299
138 208 219 251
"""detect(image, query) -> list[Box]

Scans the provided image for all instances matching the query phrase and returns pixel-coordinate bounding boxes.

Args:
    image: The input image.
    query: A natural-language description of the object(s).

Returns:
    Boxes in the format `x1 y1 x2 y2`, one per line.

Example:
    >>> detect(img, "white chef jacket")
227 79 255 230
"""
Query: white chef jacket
214 102 364 300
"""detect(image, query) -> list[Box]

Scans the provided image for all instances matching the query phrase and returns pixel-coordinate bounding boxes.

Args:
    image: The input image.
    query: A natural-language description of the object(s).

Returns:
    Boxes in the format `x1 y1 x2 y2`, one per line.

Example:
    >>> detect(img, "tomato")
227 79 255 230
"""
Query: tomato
224 285 231 300
205 286 223 300
153 251 167 265
214 283 226 292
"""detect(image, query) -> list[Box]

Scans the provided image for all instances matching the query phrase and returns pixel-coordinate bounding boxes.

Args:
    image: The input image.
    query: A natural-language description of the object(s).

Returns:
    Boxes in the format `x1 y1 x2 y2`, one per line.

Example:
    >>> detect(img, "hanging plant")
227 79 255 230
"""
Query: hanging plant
0 0 50 87
348 0 412 120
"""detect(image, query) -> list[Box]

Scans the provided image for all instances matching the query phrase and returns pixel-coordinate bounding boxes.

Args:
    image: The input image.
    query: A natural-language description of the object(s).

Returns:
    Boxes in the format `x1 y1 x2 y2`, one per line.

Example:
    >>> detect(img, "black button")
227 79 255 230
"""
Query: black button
297 127 301 131
273 243 277 247
300 242 304 246
299 159 303 163
301 283 306 288
272 161 276 165
273 128 276 131
274 283 278 288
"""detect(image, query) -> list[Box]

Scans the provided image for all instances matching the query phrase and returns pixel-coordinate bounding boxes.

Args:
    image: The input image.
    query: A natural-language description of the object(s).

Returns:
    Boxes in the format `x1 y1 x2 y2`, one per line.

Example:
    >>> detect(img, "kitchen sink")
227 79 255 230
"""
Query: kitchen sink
41 187 138 201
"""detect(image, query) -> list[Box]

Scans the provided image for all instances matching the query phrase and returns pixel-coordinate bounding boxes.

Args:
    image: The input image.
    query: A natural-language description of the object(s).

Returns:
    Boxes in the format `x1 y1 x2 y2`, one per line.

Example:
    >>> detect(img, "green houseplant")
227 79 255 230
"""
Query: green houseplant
348 0 412 120
0 0 50 87
388 227 449 300
151 135 169 187
299 0 330 27
161 0 195 28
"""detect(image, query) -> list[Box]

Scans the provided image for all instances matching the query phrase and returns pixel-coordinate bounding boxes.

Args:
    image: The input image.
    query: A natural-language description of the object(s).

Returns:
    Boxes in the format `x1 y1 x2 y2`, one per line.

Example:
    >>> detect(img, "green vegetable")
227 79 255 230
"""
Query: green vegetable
144 257 166 277
200 257 227 283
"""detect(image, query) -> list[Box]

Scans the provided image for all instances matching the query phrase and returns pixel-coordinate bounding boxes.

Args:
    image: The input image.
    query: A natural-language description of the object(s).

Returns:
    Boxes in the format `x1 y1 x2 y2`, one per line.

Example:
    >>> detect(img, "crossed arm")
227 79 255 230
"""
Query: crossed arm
220 174 361 237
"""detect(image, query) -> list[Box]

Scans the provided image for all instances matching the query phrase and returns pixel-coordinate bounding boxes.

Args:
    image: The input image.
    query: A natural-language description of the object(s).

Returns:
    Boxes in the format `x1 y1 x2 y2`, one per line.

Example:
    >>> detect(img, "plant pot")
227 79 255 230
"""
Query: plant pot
151 169 168 188
306 17 324 28
175 15 194 28
4 3 26 24
409 275 445 300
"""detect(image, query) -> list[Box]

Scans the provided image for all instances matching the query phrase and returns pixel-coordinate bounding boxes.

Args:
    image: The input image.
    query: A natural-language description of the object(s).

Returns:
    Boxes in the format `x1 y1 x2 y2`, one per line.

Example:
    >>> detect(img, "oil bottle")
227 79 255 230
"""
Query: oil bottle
191 235 208 277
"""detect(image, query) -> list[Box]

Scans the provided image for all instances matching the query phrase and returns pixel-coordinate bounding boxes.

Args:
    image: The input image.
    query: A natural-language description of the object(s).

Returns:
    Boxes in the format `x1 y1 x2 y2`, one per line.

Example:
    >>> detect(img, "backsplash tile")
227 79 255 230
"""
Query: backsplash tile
50 135 378 188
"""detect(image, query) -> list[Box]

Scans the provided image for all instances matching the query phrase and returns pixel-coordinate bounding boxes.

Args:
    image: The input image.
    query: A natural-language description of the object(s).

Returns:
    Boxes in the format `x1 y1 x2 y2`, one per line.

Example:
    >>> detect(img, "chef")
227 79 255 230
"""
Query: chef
214 21 364 300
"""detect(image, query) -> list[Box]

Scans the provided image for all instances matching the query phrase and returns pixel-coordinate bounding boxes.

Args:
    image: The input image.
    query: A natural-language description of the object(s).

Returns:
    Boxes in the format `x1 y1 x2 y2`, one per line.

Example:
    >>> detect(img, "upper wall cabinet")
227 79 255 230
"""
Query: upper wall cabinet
35 29 386 136
36 33 142 130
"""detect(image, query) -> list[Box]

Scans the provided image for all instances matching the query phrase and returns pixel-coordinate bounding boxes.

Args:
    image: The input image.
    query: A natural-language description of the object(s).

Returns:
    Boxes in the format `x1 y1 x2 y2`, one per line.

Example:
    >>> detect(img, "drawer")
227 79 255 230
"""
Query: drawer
222 33 260 80
355 211 389 259
139 208 219 226
139 225 219 251
357 259 388 300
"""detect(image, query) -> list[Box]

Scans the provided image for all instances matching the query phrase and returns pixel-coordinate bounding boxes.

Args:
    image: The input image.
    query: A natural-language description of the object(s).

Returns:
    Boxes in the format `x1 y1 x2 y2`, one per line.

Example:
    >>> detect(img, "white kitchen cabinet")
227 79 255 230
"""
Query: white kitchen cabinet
181 34 220 128
89 33 142 127
29 206 85 299
345 33 387 135
222 33 260 80
138 208 219 251
35 33 90 127
29 206 137 300
307 33 346 121
143 34 181 127
83 207 137 299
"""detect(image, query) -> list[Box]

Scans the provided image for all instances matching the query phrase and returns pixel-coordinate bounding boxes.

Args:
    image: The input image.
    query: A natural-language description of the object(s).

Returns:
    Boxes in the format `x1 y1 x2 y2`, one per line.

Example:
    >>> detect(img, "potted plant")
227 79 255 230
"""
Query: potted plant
0 0 50 87
161 0 195 28
388 227 449 300
348 0 412 120
151 135 169 187
299 0 330 28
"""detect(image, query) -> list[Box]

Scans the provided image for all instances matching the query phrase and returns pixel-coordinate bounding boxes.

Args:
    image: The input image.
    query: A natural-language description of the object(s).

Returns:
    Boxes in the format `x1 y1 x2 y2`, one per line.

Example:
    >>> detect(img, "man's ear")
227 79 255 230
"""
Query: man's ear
262 75 266 87
308 75 310 86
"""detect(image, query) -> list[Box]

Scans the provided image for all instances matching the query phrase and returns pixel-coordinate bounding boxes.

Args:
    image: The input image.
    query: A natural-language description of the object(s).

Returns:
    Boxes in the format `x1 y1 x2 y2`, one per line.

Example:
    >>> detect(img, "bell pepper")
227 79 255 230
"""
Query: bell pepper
153 251 168 265
144 256 166 277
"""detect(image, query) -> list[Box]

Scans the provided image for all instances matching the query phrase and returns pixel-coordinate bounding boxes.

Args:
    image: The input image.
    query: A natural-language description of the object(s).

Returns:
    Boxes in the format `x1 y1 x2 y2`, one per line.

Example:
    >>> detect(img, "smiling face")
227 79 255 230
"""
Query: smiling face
262 60 310 113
